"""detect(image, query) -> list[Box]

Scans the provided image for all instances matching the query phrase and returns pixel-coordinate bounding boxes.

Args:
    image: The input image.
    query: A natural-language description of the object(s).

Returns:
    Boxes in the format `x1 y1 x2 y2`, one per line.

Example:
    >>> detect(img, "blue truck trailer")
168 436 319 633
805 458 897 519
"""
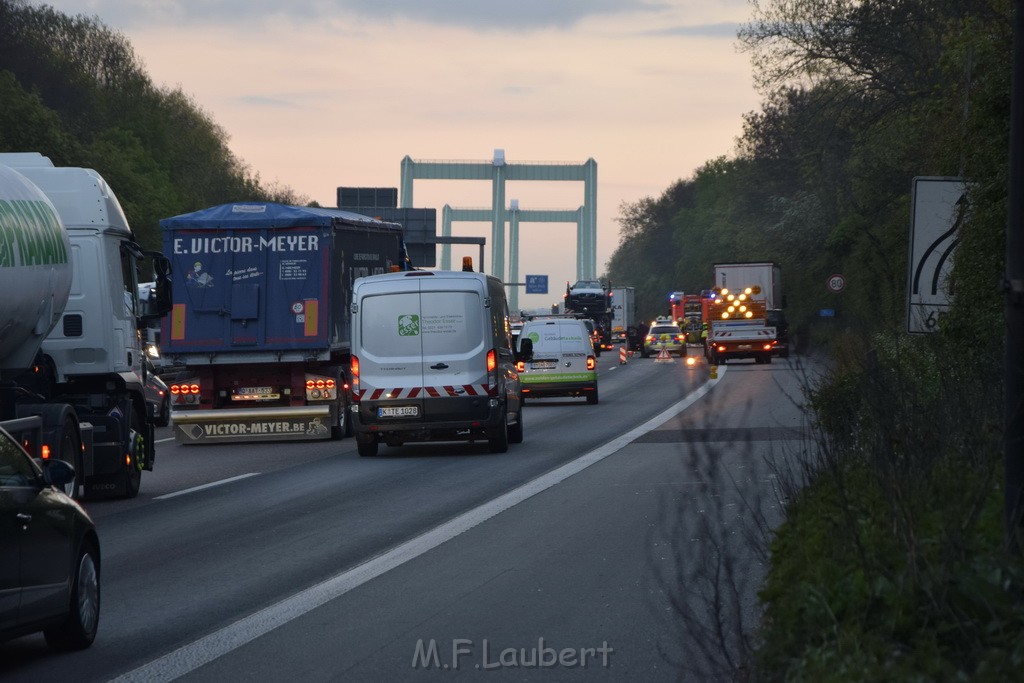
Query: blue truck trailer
159 202 409 444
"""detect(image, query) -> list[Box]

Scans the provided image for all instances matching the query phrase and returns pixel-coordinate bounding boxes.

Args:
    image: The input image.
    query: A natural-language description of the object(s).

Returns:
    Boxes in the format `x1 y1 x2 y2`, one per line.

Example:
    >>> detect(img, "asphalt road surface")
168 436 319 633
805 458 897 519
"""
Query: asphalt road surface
1 348 822 682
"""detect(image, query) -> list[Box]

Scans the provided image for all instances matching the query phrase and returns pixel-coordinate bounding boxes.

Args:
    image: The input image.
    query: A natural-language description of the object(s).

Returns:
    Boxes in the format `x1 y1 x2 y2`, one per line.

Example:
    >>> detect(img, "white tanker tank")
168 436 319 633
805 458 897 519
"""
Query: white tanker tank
0 163 73 372
0 153 172 499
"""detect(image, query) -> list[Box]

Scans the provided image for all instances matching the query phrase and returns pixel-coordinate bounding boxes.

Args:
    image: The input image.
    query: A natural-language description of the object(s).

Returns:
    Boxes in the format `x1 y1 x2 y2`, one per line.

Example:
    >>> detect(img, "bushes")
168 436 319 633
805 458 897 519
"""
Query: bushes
756 330 1024 681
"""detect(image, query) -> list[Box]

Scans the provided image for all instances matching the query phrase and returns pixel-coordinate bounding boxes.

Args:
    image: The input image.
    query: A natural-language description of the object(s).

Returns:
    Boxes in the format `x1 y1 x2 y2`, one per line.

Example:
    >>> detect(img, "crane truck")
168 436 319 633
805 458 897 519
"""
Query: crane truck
0 153 172 499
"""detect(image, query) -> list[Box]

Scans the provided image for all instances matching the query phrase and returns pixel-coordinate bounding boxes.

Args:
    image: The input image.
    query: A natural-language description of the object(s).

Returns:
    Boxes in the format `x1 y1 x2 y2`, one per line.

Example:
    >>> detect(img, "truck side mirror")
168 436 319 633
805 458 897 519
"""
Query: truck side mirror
142 252 173 322
517 337 533 362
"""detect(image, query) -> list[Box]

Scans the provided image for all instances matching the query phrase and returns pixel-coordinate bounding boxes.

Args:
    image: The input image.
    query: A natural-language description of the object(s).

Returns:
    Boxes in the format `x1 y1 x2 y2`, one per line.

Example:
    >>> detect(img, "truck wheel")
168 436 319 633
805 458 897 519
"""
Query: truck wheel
763 353 773 365
123 409 144 498
156 397 170 428
43 538 100 650
509 407 524 444
488 420 509 453
331 399 348 441
356 433 378 457
587 388 599 405
57 417 82 500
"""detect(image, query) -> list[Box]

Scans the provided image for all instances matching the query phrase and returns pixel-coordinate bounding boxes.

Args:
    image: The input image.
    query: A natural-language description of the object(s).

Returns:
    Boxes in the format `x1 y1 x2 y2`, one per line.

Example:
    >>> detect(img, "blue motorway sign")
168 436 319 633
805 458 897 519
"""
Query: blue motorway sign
525 275 548 294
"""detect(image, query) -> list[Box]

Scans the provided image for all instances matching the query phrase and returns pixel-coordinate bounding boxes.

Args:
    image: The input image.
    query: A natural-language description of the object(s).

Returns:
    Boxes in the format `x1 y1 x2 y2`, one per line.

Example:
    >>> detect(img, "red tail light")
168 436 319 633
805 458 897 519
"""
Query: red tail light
717 345 726 353
586 356 596 370
763 343 773 351
516 361 525 372
487 349 497 372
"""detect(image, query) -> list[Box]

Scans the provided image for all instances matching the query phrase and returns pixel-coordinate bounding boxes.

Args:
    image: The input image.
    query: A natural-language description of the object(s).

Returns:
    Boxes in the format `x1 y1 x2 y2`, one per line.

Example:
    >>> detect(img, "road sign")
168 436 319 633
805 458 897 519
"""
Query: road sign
826 274 845 293
525 274 548 294
906 177 967 333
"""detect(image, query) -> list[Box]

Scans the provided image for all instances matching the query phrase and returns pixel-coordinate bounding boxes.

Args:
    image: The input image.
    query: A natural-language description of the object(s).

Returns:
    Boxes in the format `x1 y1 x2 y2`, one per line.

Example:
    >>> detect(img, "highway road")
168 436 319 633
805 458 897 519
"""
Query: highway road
0 349 819 682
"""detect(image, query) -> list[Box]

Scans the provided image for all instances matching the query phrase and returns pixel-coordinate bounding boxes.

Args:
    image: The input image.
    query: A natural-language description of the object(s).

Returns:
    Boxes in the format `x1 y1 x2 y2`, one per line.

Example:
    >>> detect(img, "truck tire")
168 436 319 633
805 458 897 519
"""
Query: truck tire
57 417 83 501
356 433 378 457
123 408 144 498
331 399 348 441
587 388 599 405
43 538 100 650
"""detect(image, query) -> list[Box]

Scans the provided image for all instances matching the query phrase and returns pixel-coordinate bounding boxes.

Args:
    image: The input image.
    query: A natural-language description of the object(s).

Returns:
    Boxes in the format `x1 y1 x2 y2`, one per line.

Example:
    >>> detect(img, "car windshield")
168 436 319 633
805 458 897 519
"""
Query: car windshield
572 280 603 290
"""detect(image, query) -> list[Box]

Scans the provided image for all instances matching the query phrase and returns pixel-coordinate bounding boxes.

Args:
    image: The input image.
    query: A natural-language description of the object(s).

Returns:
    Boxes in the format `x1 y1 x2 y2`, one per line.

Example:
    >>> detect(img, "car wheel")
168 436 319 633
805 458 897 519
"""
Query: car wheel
587 387 599 405
356 433 378 457
488 419 509 453
44 539 100 650
509 407 524 444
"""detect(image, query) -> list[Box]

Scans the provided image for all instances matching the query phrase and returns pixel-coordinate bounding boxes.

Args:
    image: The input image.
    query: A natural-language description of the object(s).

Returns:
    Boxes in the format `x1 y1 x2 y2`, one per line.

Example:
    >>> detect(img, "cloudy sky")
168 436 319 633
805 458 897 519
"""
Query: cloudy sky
40 0 761 310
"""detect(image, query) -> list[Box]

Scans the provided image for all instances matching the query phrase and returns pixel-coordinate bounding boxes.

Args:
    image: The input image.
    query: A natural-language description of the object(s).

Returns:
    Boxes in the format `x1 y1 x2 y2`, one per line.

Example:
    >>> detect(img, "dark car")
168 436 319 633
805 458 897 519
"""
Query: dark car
0 425 101 649
766 309 790 358
144 358 170 427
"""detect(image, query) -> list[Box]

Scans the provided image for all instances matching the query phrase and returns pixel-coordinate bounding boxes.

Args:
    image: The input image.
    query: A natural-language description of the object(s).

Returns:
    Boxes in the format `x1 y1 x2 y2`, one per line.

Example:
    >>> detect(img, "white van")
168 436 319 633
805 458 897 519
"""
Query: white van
516 318 598 404
350 269 527 456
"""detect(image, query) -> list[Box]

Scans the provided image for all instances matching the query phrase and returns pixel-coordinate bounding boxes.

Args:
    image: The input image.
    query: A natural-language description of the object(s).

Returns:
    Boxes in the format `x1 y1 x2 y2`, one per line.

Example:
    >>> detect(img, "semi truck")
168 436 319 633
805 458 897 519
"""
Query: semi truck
609 286 636 343
159 202 410 444
705 262 781 365
564 279 613 352
0 153 172 499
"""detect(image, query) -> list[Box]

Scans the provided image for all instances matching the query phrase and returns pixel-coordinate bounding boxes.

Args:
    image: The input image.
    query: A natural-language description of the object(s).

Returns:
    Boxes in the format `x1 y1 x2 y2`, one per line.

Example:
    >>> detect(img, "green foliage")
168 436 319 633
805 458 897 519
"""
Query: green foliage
0 0 301 250
605 0 1017 678
760 332 1021 681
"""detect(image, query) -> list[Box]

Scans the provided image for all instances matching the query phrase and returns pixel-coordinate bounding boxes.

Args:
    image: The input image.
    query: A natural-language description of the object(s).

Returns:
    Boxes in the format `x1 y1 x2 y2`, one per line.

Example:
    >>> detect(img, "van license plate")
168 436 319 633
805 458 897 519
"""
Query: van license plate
531 360 556 369
738 344 752 349
378 405 418 418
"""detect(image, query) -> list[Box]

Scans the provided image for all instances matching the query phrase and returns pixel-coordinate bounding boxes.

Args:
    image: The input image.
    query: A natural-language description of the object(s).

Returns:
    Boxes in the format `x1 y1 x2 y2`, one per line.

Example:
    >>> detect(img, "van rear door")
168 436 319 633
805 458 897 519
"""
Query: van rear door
418 276 488 397
355 279 425 417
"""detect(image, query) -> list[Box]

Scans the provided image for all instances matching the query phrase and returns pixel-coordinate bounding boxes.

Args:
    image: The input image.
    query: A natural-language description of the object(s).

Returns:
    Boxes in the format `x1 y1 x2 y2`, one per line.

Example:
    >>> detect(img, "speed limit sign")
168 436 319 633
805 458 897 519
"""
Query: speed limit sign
827 274 845 293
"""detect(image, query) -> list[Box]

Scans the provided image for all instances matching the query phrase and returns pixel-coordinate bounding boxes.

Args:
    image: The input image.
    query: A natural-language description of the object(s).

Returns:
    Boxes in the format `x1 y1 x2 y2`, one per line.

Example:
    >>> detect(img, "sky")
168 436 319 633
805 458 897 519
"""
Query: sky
39 0 762 311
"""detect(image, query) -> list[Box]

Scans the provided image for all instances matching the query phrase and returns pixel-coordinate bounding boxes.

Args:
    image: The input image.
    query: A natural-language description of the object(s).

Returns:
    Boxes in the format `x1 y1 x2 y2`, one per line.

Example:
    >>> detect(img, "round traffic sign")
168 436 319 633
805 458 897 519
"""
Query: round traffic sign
827 274 845 293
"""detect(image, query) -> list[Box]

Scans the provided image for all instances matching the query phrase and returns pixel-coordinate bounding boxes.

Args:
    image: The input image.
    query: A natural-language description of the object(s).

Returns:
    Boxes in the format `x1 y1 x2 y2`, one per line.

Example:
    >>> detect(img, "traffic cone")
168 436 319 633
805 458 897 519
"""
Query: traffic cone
619 347 628 364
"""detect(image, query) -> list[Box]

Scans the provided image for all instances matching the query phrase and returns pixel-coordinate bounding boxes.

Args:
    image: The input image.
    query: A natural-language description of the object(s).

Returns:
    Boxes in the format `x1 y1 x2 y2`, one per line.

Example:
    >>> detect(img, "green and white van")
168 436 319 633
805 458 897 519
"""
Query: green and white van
516 318 598 404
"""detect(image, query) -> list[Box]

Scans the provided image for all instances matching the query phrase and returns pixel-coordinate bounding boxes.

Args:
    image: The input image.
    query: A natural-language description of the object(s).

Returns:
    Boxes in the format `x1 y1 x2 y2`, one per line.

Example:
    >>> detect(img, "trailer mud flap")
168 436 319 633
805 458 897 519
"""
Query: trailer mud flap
172 405 333 444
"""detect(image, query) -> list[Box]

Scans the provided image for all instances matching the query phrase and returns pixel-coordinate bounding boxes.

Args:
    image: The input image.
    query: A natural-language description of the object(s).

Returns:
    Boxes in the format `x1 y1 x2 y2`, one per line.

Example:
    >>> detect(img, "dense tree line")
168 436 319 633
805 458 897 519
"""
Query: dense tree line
0 0 302 251
608 0 1010 345
606 0 1018 678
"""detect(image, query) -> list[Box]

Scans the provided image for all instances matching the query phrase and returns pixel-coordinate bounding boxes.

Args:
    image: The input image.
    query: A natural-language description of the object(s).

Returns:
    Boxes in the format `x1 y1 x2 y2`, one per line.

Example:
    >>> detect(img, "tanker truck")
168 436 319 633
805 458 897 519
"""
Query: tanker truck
0 153 172 499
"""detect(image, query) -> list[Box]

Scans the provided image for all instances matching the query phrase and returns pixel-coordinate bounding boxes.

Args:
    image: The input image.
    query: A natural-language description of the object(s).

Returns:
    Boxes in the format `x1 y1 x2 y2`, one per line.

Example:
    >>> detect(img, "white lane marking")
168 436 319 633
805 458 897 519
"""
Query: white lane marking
112 368 727 682
156 436 175 444
153 473 261 500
